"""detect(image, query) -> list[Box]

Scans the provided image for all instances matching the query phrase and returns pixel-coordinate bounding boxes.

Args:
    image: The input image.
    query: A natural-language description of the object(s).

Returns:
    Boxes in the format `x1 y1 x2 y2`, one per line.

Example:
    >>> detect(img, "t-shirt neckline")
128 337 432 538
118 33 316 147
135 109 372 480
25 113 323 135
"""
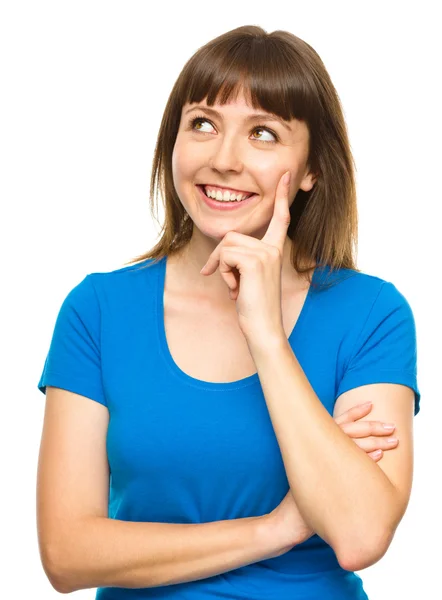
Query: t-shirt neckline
155 254 319 391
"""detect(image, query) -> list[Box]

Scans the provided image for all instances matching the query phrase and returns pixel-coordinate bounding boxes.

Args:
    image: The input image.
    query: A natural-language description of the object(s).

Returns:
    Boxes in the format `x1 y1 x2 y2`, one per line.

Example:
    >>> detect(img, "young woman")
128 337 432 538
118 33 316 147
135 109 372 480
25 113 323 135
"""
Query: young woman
37 25 420 599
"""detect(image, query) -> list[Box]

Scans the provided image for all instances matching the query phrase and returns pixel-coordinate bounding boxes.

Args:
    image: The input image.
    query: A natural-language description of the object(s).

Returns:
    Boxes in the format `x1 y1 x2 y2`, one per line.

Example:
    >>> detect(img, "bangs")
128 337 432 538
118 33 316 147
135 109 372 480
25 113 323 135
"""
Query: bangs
180 35 320 128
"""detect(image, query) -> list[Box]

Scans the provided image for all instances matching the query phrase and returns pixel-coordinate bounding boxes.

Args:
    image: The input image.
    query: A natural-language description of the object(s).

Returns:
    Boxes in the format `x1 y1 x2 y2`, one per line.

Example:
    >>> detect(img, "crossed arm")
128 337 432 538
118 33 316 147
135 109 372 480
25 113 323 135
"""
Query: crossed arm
249 335 415 572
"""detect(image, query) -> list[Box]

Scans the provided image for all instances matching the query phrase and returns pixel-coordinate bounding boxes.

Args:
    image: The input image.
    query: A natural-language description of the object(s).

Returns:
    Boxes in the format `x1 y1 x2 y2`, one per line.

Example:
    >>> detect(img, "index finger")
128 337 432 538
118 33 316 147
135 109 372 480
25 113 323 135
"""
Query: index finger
261 170 291 253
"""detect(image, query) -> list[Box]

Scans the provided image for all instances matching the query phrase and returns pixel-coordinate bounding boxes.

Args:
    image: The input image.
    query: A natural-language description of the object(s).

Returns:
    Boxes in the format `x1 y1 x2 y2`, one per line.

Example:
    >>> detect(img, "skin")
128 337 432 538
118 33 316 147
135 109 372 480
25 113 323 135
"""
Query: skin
170 89 317 302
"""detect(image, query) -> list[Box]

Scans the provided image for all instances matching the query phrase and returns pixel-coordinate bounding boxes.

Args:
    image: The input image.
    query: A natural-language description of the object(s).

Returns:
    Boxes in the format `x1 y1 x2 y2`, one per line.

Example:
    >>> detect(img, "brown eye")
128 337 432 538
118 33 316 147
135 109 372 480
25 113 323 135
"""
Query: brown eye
251 127 277 143
189 117 214 132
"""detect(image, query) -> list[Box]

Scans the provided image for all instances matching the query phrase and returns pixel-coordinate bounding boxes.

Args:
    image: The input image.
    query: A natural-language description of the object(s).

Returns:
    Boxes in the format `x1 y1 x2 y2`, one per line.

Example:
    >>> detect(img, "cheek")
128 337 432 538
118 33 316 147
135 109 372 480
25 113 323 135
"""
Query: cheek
251 158 290 191
172 141 204 182
171 143 185 179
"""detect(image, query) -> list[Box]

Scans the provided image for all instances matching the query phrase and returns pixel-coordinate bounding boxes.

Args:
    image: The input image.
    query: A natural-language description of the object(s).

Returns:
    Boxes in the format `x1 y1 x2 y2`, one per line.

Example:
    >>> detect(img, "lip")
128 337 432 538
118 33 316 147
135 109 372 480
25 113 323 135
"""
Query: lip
196 185 258 211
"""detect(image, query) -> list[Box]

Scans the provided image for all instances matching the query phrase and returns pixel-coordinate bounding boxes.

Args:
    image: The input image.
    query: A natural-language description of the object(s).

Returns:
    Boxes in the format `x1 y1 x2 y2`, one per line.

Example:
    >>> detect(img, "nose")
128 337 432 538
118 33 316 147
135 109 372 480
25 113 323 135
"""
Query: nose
208 135 243 173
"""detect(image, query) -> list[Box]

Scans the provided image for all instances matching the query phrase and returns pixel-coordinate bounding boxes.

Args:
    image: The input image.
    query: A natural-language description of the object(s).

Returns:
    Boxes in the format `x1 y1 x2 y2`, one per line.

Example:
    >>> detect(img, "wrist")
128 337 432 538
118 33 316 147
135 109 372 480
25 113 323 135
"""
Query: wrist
260 511 316 554
246 329 287 358
255 513 295 558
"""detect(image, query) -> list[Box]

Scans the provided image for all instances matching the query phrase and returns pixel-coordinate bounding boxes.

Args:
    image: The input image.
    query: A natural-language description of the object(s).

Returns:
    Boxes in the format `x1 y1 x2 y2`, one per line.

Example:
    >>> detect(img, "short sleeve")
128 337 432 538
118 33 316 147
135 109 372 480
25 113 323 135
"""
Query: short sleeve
336 281 421 416
37 274 107 407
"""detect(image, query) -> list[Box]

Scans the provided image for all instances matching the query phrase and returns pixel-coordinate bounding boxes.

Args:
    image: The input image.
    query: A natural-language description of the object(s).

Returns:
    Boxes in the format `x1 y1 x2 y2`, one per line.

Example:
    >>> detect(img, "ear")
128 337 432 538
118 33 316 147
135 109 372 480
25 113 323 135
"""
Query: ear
299 170 317 192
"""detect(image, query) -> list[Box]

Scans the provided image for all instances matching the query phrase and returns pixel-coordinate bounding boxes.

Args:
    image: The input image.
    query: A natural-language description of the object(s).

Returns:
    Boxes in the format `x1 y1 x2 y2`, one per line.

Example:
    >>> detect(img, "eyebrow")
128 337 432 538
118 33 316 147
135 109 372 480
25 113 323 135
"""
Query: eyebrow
184 105 292 132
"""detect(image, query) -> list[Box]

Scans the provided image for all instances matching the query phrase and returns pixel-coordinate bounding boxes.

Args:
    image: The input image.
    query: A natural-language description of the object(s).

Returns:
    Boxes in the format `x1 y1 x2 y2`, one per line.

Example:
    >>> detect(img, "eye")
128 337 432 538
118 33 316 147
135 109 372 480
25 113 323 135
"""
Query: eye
250 127 278 144
188 116 279 144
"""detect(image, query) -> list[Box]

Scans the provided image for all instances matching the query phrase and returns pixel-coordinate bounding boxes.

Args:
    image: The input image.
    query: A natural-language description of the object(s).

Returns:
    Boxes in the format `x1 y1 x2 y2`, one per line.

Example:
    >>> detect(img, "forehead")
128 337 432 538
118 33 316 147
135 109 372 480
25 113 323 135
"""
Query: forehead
184 90 273 117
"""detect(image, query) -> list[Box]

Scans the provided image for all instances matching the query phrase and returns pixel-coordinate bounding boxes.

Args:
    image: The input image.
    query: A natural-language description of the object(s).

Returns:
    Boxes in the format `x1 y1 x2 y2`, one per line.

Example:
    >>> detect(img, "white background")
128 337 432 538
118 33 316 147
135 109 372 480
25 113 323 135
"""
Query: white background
1 1 440 598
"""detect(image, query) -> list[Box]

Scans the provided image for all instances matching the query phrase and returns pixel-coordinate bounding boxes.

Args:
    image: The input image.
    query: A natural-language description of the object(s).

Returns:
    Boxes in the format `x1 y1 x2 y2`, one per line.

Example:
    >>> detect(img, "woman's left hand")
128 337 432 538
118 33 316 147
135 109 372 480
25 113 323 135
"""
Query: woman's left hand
200 170 292 343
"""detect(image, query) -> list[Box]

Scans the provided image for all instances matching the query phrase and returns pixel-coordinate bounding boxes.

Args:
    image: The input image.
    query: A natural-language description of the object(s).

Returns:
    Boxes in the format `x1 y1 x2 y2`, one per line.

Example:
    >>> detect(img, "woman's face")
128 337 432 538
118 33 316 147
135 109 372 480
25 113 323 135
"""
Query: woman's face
172 90 316 243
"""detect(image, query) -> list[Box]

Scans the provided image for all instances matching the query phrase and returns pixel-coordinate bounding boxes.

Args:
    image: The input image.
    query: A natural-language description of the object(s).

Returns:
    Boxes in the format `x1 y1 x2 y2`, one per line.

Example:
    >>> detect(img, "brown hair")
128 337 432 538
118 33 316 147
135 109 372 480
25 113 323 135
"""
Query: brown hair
125 25 360 290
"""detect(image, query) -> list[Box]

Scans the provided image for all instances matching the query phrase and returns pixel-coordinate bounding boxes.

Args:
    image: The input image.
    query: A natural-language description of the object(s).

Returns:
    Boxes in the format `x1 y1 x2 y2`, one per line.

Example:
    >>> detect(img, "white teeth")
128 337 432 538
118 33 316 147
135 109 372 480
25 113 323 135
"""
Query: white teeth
203 186 252 202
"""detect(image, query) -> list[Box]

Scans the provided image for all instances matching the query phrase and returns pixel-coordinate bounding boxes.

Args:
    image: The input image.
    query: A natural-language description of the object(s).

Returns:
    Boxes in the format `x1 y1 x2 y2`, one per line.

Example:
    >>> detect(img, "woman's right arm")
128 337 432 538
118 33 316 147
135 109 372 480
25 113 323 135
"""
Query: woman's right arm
37 387 295 594
59 512 287 593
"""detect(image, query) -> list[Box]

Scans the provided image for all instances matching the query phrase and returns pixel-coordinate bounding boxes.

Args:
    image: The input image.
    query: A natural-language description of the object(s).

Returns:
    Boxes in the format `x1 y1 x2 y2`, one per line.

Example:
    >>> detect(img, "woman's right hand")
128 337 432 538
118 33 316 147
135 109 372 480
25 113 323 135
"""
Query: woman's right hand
267 401 398 553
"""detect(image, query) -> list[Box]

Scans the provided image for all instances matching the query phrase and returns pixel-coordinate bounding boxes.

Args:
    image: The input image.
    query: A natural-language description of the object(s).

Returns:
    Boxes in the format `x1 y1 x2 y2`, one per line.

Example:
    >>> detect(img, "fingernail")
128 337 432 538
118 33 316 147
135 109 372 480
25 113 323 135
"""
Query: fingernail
383 423 395 430
283 171 291 185
362 402 372 407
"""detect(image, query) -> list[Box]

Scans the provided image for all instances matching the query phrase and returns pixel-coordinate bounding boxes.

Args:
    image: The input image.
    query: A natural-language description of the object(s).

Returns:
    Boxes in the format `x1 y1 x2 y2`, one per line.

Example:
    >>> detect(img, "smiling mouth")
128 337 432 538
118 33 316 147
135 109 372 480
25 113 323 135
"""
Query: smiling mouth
197 185 257 202
201 185 256 198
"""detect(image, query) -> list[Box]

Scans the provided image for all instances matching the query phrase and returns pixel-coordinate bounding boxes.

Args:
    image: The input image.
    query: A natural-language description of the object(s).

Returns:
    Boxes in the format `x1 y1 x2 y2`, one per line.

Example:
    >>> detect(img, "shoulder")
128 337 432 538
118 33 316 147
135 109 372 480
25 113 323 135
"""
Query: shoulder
84 258 162 297
317 266 410 313
87 257 160 279
313 267 416 357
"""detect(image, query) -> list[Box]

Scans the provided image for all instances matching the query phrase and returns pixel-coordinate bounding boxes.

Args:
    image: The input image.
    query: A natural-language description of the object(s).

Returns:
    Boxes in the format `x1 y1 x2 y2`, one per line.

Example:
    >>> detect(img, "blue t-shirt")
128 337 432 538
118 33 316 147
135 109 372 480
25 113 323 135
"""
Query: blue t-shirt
37 256 421 599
